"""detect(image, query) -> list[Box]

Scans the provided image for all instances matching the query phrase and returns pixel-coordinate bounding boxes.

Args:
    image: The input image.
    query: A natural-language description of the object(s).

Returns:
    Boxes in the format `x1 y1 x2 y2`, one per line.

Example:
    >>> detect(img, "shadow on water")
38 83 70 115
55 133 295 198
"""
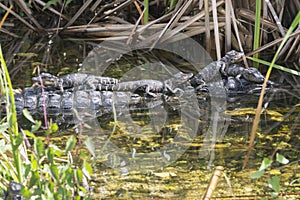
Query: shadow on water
3 40 300 199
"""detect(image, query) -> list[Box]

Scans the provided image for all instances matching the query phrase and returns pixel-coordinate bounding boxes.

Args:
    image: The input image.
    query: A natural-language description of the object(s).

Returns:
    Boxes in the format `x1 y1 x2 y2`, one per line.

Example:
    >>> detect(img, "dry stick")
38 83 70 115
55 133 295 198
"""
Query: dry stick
230 2 248 68
213 192 300 199
199 0 204 10
167 0 193 31
225 0 231 52
88 0 120 24
64 0 94 28
90 0 103 12
54 0 67 35
279 26 300 60
15 0 43 30
265 0 285 36
0 4 12 28
6 31 32 71
0 28 19 38
161 0 225 43
126 8 145 45
202 166 224 200
284 27 300 62
204 0 211 53
237 8 288 32
133 1 143 19
211 0 221 60
262 0 268 45
295 0 300 10
245 30 300 57
97 0 135 21
150 0 193 49
166 22 226 43
0 3 37 31
34 0 69 21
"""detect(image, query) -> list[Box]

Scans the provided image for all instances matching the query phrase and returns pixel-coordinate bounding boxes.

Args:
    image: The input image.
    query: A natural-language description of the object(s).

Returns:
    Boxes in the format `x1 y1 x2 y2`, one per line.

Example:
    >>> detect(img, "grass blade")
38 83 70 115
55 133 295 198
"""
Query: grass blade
243 11 300 169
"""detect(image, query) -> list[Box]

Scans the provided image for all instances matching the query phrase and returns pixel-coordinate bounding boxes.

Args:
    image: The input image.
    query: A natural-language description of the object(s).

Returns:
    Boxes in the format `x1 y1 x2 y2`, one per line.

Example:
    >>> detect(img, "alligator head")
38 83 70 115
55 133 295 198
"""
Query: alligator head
242 68 265 83
221 50 244 64
32 73 62 87
172 72 193 81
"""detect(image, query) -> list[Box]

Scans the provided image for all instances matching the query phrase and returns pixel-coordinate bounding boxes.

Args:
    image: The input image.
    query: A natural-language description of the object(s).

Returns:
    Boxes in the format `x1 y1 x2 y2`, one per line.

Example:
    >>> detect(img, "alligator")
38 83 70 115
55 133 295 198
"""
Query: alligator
32 73 119 91
2 87 148 115
33 72 193 97
77 71 193 97
1 50 277 128
220 64 265 83
189 50 273 92
190 50 244 88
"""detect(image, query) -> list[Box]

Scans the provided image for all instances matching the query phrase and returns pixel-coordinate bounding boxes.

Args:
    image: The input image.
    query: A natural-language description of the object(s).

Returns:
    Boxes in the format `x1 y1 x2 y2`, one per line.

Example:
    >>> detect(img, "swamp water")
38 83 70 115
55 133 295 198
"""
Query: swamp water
7 45 300 199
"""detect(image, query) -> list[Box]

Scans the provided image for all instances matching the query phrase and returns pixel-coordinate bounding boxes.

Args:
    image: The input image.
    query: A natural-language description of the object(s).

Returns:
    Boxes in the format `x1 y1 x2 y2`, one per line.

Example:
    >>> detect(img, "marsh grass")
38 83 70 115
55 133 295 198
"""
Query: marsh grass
0 0 299 198
243 11 300 169
0 47 92 199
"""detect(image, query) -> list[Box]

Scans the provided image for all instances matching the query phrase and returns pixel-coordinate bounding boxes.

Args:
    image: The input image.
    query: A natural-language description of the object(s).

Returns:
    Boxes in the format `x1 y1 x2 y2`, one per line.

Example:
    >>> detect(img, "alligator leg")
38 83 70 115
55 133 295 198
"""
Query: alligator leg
234 74 245 89
145 86 158 97
32 73 64 92
165 86 184 97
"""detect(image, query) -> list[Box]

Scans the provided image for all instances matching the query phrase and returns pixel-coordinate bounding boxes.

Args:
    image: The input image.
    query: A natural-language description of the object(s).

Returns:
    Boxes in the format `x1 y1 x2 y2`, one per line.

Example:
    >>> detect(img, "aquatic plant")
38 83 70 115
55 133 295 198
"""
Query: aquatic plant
0 46 92 199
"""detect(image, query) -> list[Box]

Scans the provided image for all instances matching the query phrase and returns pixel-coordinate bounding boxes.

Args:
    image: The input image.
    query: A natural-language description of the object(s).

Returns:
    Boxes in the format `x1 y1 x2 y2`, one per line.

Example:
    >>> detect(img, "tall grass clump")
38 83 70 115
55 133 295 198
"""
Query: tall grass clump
0 46 92 199
243 11 300 169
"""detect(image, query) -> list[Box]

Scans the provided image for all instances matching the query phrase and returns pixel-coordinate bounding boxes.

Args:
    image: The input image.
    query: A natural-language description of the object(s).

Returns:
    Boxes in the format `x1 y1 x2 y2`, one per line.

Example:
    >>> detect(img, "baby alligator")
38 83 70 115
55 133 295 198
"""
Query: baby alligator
32 73 119 91
82 72 193 97
190 50 244 88
221 64 265 84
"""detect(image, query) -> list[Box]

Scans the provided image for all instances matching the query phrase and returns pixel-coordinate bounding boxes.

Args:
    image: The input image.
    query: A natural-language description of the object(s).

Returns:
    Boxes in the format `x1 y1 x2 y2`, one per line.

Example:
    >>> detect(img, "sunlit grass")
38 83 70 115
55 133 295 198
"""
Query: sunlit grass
253 0 262 68
243 11 300 169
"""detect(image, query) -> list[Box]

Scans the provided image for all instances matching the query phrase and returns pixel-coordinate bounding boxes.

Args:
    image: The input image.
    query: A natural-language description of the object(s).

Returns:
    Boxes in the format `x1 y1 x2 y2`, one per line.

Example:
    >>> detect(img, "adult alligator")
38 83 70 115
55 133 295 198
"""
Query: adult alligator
3 87 147 115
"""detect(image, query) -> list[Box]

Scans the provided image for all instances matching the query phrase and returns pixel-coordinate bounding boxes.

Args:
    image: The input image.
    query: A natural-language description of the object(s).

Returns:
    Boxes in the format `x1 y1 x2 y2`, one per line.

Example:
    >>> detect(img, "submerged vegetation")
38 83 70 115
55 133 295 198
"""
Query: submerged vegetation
0 0 299 199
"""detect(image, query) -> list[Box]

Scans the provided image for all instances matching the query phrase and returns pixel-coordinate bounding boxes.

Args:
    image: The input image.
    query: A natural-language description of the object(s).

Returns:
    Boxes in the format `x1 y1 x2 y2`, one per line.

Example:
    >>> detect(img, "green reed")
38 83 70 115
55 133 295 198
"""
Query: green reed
0 46 92 199
253 0 262 68
244 11 300 169
0 46 23 183
144 0 149 24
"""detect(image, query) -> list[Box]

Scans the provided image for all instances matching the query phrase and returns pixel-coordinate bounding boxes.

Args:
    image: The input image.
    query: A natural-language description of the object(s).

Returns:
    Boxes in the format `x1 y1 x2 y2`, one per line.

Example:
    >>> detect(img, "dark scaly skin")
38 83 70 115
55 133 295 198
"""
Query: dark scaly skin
219 50 244 65
191 50 244 85
32 73 119 91
84 72 193 97
223 64 265 91
1 87 161 115
241 67 265 83
190 50 269 91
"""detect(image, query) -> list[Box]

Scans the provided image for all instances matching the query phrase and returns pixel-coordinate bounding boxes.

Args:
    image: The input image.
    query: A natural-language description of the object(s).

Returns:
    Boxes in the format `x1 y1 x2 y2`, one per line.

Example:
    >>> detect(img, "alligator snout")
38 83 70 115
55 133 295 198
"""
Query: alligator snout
244 68 265 83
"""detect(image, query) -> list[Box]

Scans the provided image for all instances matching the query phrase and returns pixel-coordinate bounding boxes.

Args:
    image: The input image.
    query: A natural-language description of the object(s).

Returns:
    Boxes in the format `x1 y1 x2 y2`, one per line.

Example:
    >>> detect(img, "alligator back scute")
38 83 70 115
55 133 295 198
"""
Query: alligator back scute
74 91 92 111
61 91 74 111
1 94 25 115
47 92 62 112
37 92 50 112
90 91 102 111
23 88 38 111
15 94 24 114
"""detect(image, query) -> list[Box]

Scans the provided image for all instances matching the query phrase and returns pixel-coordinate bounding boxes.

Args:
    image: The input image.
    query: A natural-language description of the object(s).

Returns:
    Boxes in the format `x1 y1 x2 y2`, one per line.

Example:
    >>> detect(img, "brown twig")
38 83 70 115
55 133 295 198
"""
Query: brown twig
0 3 37 31
202 166 224 200
245 29 300 57
0 4 12 28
